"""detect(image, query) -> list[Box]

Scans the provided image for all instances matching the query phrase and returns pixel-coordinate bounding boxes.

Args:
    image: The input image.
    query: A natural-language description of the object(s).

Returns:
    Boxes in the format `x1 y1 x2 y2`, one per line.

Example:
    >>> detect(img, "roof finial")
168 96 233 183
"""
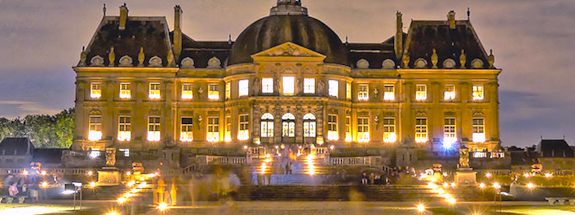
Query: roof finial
103 3 106 16
467 7 471 21
345 36 348 45
228 34 232 44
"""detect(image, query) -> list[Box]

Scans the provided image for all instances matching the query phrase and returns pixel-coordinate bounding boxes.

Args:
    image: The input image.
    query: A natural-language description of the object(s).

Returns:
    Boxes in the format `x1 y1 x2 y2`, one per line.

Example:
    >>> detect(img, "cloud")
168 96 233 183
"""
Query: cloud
0 100 61 119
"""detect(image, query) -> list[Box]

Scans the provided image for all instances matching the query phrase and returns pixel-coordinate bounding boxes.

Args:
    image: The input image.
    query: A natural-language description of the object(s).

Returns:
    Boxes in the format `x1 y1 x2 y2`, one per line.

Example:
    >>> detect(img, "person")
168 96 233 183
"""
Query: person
361 172 368 185
369 173 375 185
29 183 39 203
9 182 18 198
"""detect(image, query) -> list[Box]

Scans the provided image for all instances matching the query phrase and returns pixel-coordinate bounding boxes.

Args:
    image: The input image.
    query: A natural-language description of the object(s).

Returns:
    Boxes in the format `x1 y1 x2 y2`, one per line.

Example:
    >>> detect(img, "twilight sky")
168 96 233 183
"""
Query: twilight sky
0 0 573 147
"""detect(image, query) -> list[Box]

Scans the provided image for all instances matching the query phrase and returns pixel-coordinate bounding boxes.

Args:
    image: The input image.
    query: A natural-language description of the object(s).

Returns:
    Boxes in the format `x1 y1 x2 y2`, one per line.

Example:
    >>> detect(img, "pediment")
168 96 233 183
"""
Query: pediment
251 42 326 62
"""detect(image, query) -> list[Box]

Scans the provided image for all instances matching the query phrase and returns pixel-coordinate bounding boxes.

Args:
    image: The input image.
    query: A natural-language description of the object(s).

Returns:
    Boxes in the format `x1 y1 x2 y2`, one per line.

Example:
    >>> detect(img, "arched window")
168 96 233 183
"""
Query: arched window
282 113 295 137
303 113 316 137
261 113 274 138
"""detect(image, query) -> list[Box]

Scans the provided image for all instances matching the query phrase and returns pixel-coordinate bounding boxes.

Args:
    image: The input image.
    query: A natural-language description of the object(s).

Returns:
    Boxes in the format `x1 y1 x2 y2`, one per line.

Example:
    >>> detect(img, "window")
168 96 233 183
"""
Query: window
262 78 274 94
283 77 295 95
282 113 295 137
119 83 131 99
261 113 274 138
149 83 161 99
384 84 395 101
358 84 369 101
207 116 220 142
346 82 352 100
383 117 396 143
225 82 231 100
472 84 484 101
118 116 131 141
88 115 102 141
119 148 130 157
90 83 101 99
329 80 338 98
327 114 338 141
473 152 488 158
303 113 316 138
416 84 427 101
180 117 193 142
208 84 219 100
238 114 249 140
147 116 160 142
303 78 315 94
357 117 369 143
473 118 486 143
182 83 193 99
443 117 457 148
444 84 455 101
225 116 232 142
415 117 428 143
345 116 352 142
238 80 249 97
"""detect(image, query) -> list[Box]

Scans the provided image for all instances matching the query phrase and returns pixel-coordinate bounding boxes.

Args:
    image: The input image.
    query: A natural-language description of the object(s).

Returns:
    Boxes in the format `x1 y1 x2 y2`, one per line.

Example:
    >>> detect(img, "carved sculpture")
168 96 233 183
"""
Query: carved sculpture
459 146 470 168
138 47 145 67
431 49 438 68
105 148 116 166
79 46 87 66
488 49 495 68
459 49 467 68
108 47 115 67
402 53 410 68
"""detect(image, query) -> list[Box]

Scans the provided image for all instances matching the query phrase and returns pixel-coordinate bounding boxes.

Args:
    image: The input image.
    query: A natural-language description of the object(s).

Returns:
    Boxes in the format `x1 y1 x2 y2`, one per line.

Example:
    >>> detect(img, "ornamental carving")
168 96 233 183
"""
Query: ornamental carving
207 57 221 68
382 59 395 69
149 56 163 67
471 58 484 69
443 58 456 69
356 59 369 69
181 57 195 68
90 55 105 67
119 55 133 67
414 58 427 68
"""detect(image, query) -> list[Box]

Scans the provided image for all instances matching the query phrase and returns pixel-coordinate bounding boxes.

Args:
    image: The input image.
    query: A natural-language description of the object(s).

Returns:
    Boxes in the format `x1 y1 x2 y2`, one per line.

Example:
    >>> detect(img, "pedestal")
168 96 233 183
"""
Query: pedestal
455 168 477 185
97 167 121 186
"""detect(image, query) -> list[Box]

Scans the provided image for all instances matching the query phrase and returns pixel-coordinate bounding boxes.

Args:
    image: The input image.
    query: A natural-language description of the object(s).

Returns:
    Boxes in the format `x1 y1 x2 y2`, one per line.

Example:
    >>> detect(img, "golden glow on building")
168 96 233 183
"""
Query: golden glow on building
181 83 193 99
90 83 101 99
208 84 219 100
119 83 131 99
443 84 455 101
416 84 427 101
148 83 161 99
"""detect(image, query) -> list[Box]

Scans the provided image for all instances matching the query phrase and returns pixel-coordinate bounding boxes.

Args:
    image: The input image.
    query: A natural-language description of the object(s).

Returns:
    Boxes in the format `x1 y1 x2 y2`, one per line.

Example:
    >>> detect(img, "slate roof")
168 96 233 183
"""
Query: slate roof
0 137 34 156
32 148 64 164
509 148 539 166
178 33 231 68
537 139 574 158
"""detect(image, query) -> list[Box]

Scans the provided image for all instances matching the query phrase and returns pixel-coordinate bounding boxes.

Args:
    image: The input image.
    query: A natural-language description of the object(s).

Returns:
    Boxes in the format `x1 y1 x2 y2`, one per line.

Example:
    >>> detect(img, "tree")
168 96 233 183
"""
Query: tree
0 108 75 148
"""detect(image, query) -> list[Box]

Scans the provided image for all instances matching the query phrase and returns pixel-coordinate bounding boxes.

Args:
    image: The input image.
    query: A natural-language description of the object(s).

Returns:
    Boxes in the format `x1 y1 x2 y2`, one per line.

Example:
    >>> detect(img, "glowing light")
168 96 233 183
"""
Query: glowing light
22 170 29 175
442 138 455 149
545 173 553 178
415 136 429 144
383 132 397 143
224 132 232 143
126 171 131 176
416 203 426 213
443 182 449 188
327 131 339 141
117 197 127 204
493 182 501 189
479 183 486 189
358 132 370 143
306 154 316 176
89 181 96 189
118 131 131 142
485 173 492 178
523 173 530 178
260 163 267 175
472 133 486 143
238 131 249 141
40 181 49 189
450 182 456 188
329 145 335 150
147 131 161 142
138 182 147 189
527 182 536 190
105 211 121 215
207 132 219 143
87 171 93 176
127 180 136 187
447 197 457 205
88 130 102 141
157 202 168 211
41 170 47 176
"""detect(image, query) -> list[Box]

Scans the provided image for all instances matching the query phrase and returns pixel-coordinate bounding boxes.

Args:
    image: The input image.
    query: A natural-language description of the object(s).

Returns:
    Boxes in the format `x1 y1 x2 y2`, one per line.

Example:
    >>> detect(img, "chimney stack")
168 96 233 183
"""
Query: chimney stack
173 5 183 59
394 11 403 60
447 10 456 29
119 3 129 30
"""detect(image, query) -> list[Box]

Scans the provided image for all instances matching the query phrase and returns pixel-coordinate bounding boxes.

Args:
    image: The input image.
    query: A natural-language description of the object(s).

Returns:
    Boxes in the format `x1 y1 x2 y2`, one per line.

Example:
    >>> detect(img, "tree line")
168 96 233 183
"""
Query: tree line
0 108 74 148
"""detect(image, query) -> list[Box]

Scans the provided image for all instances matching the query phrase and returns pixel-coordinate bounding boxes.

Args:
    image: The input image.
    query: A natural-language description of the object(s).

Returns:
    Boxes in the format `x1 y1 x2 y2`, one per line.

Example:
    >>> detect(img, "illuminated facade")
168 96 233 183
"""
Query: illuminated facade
73 1 501 167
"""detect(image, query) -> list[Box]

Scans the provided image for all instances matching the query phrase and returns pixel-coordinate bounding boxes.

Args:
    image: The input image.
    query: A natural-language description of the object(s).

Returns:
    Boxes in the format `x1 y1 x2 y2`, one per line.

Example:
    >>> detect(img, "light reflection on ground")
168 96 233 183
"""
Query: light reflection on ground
0 204 74 215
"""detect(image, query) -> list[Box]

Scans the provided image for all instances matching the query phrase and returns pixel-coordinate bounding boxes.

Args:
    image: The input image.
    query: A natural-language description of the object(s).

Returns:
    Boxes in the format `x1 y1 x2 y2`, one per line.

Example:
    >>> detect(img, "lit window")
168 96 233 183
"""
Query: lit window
262 78 274 94
149 83 161 99
119 83 131 99
416 84 427 101
358 84 369 101
225 82 231 100
303 113 316 138
208 84 219 100
90 83 102 99
260 113 274 138
327 114 338 141
329 80 339 98
118 116 131 141
119 148 130 157
443 117 457 148
473 152 488 158
346 82 352 100
303 78 315 94
383 117 396 143
282 113 295 137
357 117 369 143
444 84 455 101
89 150 101 159
88 115 102 141
415 117 428 143
283 77 295 95
238 114 249 140
345 116 352 142
225 116 231 142
147 116 160 142
473 118 486 143
207 116 219 142
182 84 193 100
472 84 484 101
384 85 395 101
238 80 249 97
180 117 193 142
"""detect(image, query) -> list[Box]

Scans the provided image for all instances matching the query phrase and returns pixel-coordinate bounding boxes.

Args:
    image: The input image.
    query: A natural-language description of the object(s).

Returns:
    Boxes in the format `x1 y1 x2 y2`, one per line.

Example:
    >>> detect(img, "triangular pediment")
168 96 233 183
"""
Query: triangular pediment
251 42 326 62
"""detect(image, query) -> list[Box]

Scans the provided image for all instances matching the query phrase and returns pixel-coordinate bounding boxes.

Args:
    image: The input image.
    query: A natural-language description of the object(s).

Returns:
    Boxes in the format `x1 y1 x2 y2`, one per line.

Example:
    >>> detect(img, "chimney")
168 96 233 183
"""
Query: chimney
173 5 183 59
447 10 456 29
394 11 403 60
119 3 129 30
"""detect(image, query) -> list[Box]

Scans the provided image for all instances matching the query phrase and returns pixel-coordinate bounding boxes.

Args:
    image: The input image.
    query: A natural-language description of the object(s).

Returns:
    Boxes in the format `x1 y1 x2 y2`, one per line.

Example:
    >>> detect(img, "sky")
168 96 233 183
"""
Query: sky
0 0 573 147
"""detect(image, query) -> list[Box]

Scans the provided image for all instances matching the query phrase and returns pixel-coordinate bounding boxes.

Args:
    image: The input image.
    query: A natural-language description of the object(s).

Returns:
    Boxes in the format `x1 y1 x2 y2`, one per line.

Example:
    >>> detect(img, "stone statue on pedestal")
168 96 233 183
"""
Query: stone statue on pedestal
459 146 469 169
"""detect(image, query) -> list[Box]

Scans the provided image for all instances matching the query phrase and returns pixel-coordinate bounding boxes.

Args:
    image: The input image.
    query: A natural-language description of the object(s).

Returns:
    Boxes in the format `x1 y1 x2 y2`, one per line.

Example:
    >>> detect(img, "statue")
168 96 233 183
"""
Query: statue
105 148 116 167
488 49 495 68
459 49 467 68
431 49 438 68
402 53 410 68
138 47 145 67
79 46 87 66
108 46 115 67
167 49 175 67
459 146 470 169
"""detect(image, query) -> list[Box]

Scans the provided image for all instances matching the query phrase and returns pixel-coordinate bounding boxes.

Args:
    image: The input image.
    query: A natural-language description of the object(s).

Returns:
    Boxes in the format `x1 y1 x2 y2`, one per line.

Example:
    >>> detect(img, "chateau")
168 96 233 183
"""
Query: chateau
72 1 501 170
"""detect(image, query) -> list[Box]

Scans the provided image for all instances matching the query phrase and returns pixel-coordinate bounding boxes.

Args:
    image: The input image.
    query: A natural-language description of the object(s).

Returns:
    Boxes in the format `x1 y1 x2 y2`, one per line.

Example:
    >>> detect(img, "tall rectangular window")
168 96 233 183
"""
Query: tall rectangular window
182 83 193 99
147 116 160 142
149 83 161 99
415 117 428 143
208 84 219 100
416 84 427 101
118 116 131 141
262 78 274 94
283 77 295 95
346 82 352 100
238 114 249 140
384 84 395 101
357 117 369 143
225 116 232 142
180 117 193 142
327 114 338 141
444 84 455 101
329 80 339 98
358 84 369 101
383 117 396 143
119 83 131 99
303 78 315 94
473 118 486 143
207 116 220 142
90 83 101 99
238 80 249 97
443 117 457 147
225 82 231 100
472 84 484 101
88 115 102 141
345 116 352 142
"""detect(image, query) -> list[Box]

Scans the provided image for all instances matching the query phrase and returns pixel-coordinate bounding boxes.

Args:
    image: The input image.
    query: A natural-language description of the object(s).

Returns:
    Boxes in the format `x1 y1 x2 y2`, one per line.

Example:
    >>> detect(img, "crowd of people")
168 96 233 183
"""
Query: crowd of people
0 171 54 203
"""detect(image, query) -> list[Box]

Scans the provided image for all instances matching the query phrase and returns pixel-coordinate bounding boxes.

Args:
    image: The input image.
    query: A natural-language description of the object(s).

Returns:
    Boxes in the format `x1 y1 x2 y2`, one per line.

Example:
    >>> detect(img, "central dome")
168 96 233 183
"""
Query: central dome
228 2 348 66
